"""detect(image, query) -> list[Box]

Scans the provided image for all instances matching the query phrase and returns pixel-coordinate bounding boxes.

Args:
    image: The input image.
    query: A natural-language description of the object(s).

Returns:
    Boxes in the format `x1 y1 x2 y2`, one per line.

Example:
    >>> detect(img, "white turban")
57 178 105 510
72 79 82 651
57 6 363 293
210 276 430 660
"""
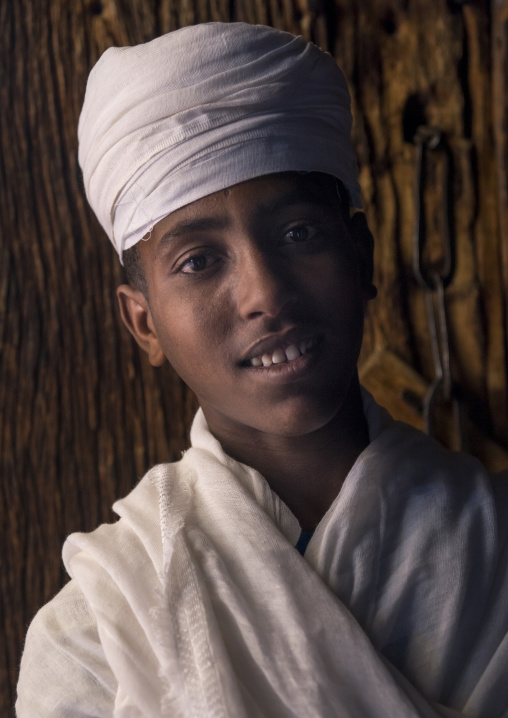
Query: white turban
78 22 362 262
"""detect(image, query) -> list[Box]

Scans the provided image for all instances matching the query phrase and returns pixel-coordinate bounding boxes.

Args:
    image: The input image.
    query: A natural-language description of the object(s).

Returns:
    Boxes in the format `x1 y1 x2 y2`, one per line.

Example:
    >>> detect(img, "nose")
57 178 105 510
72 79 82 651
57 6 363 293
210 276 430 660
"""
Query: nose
235 246 297 320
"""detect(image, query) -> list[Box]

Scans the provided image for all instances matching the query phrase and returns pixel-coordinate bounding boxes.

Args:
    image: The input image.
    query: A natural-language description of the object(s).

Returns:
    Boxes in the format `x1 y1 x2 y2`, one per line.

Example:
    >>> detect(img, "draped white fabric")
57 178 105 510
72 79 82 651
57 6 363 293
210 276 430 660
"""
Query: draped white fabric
16 393 508 717
77 23 362 261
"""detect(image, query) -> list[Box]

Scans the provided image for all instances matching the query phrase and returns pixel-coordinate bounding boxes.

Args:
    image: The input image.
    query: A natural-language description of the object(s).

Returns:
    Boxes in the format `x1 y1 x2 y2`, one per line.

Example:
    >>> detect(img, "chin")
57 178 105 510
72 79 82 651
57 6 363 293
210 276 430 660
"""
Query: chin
261 374 362 438
251 399 346 438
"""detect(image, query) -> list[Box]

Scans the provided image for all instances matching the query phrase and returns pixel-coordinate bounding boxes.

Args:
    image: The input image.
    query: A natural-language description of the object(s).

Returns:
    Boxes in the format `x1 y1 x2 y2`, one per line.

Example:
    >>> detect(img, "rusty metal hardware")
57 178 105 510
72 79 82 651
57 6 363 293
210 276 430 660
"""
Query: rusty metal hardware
412 126 464 449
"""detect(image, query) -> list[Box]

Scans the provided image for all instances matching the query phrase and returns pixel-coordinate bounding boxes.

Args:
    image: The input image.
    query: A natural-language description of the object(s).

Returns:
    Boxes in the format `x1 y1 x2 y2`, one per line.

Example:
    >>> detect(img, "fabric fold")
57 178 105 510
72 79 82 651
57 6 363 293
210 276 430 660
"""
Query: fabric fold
17 392 508 717
78 23 362 260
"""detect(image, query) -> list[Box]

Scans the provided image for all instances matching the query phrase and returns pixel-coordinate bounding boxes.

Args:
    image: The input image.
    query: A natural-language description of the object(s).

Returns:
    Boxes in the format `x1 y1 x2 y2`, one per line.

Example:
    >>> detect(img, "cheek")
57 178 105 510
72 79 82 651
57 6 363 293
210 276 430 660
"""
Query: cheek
151 289 233 379
314 265 366 360
310 258 364 319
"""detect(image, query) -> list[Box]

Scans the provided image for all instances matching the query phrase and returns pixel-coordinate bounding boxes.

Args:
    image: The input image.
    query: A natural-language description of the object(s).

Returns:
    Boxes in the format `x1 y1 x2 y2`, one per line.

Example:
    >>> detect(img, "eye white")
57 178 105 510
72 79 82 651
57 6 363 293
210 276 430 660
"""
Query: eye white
180 255 211 273
283 225 317 243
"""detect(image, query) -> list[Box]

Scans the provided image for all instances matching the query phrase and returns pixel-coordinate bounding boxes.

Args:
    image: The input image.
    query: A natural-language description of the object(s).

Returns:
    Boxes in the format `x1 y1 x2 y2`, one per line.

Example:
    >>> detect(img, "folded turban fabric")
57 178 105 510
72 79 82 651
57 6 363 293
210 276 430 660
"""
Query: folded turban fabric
78 22 362 262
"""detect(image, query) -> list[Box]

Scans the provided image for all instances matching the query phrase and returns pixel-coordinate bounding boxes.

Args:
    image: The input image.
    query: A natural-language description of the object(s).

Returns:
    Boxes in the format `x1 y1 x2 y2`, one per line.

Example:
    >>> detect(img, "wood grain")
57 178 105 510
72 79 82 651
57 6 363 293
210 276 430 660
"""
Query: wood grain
1 1 506 713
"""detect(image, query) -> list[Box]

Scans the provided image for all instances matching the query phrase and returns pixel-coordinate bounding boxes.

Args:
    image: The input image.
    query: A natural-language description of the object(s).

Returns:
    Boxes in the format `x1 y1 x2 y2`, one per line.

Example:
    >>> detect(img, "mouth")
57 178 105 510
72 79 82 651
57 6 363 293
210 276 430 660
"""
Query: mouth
241 335 319 369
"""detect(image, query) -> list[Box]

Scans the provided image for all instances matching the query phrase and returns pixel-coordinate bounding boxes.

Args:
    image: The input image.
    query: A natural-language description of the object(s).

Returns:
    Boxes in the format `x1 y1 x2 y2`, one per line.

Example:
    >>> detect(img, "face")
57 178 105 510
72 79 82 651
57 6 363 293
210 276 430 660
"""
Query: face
117 173 375 443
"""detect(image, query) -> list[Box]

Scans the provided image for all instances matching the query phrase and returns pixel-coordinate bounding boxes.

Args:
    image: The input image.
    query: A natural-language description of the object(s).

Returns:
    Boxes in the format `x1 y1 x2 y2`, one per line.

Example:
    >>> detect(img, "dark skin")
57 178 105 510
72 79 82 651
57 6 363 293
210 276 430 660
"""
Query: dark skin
117 173 377 530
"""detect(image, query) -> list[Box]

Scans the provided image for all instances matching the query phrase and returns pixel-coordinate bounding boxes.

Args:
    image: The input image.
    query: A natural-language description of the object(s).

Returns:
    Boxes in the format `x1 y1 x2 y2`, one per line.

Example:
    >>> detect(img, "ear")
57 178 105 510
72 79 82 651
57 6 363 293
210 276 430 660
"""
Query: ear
116 284 166 366
349 212 377 300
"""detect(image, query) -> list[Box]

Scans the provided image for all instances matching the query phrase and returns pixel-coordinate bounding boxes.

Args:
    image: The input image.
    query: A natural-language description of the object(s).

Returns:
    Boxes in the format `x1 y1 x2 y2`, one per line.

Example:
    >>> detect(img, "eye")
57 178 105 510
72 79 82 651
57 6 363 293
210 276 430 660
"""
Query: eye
178 253 219 274
281 224 318 244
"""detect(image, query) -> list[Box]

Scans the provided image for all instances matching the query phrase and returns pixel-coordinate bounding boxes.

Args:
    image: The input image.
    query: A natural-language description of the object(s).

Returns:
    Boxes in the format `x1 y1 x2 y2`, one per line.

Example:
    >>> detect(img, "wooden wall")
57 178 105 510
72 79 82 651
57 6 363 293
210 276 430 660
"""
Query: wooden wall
1 0 507 713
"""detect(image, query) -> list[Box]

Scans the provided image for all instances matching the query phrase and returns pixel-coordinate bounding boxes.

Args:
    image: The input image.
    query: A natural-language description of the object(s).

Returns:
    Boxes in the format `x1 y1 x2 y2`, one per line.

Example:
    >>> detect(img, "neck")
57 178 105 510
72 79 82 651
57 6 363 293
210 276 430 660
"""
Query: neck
205 377 370 531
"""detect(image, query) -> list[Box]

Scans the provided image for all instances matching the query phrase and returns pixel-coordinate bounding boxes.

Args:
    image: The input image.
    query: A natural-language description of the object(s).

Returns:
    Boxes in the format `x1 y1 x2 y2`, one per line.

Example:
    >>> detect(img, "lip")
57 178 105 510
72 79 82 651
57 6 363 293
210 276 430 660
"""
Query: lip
247 347 320 383
239 331 324 385
240 328 321 365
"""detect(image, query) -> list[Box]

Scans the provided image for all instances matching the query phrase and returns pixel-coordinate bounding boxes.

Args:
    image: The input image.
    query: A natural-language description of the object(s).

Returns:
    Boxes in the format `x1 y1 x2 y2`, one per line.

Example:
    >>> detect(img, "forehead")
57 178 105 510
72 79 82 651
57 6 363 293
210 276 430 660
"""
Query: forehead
141 171 343 253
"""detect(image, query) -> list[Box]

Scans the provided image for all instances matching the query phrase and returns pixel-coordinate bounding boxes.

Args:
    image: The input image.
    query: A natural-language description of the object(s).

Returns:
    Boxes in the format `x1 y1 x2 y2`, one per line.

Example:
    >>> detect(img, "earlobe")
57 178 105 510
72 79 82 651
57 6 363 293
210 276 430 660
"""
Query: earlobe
116 284 166 366
349 212 377 300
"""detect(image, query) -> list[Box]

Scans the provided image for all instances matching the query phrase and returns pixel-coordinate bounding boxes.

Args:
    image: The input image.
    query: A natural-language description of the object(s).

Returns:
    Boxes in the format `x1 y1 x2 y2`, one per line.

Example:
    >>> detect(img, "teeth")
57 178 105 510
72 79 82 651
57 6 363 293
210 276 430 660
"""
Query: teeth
285 344 301 361
272 349 286 364
248 339 315 367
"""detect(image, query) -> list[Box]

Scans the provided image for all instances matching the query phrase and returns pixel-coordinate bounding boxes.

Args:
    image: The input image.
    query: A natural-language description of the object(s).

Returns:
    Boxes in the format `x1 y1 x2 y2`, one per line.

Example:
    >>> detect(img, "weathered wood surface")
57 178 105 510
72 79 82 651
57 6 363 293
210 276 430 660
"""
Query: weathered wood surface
1 0 507 713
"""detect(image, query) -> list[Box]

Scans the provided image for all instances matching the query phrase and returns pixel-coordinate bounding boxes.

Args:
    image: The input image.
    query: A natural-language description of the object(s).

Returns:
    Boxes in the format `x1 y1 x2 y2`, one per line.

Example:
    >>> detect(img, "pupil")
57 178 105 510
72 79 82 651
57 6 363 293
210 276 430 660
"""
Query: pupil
291 227 306 241
191 256 205 270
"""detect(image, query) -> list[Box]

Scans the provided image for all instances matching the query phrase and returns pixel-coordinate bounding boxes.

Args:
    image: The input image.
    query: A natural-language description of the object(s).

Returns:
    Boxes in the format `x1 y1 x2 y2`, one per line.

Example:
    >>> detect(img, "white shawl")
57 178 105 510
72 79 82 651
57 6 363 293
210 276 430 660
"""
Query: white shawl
16 394 508 717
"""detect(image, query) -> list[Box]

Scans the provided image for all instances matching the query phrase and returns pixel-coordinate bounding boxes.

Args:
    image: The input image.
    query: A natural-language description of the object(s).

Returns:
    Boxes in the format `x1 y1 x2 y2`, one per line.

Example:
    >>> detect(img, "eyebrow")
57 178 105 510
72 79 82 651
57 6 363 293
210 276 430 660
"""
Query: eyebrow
155 216 228 261
154 187 338 260
256 188 337 216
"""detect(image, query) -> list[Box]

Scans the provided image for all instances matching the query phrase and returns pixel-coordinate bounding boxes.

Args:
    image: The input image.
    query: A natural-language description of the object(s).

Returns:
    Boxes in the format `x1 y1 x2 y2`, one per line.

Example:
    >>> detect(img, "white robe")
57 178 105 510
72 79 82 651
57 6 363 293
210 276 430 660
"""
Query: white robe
16 392 508 717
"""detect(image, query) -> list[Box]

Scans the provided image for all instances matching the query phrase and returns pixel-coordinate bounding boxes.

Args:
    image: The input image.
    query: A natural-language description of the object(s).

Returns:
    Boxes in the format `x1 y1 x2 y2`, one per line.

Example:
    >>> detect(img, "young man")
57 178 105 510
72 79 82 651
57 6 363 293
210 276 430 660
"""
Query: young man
17 22 508 718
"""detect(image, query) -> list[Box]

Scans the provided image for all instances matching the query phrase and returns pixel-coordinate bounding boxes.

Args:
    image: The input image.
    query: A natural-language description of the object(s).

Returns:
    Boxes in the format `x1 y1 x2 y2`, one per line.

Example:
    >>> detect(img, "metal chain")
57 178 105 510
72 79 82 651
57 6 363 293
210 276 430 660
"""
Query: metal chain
412 126 464 449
